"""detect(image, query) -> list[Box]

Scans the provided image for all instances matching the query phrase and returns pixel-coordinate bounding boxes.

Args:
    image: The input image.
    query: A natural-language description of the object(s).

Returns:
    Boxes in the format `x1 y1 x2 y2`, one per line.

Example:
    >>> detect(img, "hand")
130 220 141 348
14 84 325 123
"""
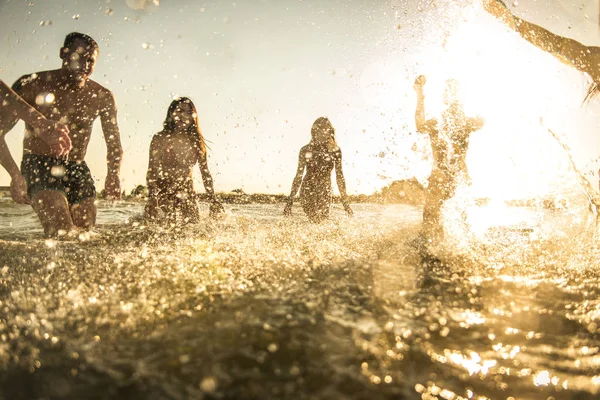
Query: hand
10 173 31 204
31 118 72 157
343 203 354 217
104 172 121 200
283 202 293 216
414 75 426 91
482 0 517 28
209 200 225 218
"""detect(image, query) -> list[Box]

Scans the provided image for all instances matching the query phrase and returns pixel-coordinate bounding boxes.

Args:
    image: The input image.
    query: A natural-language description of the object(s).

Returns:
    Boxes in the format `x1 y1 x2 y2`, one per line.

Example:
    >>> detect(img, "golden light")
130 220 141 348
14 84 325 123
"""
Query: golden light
417 3 587 203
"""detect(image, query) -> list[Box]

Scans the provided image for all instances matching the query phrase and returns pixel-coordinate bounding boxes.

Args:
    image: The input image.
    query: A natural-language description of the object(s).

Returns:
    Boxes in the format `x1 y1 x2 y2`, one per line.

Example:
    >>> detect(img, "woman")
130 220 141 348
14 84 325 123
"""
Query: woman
145 97 223 224
414 75 484 241
283 117 353 222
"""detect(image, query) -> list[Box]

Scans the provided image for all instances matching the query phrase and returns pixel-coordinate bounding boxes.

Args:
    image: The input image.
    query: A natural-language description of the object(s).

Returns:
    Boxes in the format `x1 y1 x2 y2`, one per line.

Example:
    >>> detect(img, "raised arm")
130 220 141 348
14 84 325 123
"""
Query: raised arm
413 75 438 134
283 147 307 216
483 0 597 76
334 149 353 217
99 91 123 199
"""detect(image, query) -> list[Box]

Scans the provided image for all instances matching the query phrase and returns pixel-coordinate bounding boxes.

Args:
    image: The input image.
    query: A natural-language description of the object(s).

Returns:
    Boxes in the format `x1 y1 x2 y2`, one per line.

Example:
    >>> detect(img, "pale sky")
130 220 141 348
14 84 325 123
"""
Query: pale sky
1 0 600 198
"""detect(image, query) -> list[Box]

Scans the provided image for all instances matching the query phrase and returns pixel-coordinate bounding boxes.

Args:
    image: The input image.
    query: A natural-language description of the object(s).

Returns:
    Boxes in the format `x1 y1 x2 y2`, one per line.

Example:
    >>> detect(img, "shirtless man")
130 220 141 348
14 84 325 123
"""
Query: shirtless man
0 32 123 237
0 79 72 203
414 75 484 241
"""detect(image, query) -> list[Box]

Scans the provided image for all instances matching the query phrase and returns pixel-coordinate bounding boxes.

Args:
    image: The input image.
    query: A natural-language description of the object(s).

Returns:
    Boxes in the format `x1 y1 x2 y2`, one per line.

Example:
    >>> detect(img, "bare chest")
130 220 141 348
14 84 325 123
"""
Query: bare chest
34 86 101 128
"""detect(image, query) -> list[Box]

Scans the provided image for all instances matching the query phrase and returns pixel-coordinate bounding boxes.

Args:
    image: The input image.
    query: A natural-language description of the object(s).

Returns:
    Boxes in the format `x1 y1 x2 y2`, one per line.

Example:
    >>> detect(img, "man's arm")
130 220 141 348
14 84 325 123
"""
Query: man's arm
483 0 595 75
1 78 71 157
413 75 438 134
283 147 307 215
99 91 123 199
0 78 71 204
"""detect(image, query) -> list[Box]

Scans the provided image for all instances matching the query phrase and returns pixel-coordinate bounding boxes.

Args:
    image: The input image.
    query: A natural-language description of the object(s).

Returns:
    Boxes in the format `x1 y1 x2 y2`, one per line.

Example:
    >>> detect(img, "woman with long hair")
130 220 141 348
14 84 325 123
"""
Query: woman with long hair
283 117 353 222
145 97 223 224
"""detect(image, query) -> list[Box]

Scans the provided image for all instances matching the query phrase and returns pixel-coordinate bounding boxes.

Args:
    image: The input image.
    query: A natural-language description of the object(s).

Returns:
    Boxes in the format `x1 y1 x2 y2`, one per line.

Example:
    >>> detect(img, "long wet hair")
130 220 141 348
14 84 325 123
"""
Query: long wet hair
163 97 207 157
310 117 338 151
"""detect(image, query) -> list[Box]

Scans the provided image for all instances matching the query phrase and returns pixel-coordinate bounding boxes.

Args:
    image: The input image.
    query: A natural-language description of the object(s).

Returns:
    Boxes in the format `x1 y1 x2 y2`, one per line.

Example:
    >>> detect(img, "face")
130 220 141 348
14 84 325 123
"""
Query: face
171 101 196 128
61 39 98 81
313 121 334 144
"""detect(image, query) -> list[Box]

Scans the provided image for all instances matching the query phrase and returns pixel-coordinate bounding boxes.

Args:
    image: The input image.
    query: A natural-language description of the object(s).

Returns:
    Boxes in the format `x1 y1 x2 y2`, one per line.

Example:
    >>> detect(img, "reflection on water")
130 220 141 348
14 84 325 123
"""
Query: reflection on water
0 200 599 399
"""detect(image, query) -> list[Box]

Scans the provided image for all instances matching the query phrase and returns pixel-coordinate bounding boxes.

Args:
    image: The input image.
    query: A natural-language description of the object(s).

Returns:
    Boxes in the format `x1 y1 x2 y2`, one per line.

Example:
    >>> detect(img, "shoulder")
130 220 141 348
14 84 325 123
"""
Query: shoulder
152 131 168 141
299 144 312 154
423 118 439 132
12 70 52 92
87 80 116 105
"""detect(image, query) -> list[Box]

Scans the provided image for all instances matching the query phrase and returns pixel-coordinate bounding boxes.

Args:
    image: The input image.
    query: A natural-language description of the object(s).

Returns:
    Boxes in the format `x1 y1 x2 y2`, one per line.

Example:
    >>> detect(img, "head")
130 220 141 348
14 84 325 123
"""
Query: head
60 32 99 81
443 79 461 106
163 97 206 155
310 117 337 149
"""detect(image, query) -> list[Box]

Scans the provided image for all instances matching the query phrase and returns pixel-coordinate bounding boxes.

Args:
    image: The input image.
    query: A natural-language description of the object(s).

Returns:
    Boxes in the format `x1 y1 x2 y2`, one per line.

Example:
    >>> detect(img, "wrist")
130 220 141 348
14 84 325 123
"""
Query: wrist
9 168 22 180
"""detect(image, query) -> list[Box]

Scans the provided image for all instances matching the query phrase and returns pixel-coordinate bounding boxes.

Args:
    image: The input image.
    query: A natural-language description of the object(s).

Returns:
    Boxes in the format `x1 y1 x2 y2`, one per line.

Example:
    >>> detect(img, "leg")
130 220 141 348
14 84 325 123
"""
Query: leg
30 190 76 237
423 192 444 242
423 170 448 242
70 198 96 230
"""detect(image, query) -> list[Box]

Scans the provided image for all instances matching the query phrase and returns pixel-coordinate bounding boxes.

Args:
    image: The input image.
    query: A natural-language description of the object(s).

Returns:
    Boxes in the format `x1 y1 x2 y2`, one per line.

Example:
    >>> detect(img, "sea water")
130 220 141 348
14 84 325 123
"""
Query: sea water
0 199 599 399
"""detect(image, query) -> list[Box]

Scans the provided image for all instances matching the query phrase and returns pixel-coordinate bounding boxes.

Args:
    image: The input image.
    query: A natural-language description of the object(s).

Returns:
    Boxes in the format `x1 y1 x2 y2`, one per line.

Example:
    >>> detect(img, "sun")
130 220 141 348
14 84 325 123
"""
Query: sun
415 4 588 203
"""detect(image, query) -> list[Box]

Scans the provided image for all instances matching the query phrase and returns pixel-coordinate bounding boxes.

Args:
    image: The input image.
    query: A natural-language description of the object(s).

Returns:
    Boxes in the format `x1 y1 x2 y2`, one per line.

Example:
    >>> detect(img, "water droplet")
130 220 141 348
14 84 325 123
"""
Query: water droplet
50 165 66 178
199 377 217 393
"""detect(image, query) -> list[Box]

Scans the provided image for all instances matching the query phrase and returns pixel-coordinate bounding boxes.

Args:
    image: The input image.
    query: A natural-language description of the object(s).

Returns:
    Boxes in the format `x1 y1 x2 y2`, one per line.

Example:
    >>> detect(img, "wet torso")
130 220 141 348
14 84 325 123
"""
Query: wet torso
13 70 111 161
300 144 340 194
152 131 199 190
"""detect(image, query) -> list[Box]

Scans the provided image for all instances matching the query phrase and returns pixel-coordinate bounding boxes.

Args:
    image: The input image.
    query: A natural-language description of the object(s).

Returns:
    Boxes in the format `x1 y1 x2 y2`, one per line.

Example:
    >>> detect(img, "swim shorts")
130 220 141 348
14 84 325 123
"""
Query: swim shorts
21 154 96 205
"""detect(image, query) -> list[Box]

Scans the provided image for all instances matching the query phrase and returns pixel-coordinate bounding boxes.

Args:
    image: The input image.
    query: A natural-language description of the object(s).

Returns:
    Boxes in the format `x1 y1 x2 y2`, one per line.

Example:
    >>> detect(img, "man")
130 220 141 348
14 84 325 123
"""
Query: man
0 79 72 203
0 32 123 237
414 75 485 242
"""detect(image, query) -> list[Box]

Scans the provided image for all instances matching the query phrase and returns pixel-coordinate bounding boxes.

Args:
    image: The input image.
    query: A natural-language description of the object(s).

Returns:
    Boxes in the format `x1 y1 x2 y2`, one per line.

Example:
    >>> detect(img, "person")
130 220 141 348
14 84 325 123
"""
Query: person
283 117 353 222
483 0 600 103
414 75 484 241
0 79 72 204
483 0 600 213
144 97 224 224
0 32 124 237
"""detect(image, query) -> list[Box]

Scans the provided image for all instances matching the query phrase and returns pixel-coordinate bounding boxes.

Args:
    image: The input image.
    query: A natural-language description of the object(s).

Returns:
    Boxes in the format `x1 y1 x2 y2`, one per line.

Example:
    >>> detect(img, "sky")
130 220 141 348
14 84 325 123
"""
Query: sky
1 0 600 198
